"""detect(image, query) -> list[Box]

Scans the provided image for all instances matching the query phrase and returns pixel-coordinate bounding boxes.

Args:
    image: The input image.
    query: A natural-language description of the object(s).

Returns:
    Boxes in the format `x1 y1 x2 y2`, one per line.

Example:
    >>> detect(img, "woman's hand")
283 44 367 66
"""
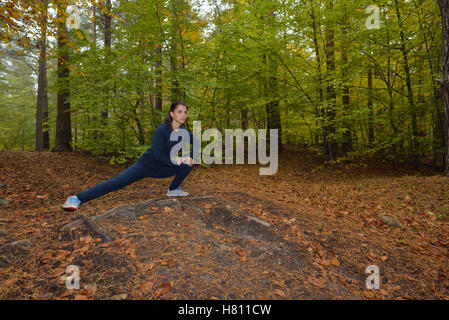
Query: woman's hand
179 156 194 166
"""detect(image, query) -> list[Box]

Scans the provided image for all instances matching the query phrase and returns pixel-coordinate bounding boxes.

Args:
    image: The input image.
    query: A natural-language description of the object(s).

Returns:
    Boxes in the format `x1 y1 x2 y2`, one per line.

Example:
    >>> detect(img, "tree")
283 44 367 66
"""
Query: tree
35 0 49 152
437 0 449 175
53 1 72 152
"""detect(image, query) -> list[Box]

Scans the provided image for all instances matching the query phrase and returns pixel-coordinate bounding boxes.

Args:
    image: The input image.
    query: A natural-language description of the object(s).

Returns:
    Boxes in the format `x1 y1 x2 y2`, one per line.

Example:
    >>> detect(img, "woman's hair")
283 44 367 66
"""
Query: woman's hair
165 101 188 131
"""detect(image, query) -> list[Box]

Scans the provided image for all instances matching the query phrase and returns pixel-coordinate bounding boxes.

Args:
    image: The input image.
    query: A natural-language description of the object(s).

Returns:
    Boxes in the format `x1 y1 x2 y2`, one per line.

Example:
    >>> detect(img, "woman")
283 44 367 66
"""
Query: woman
62 101 198 212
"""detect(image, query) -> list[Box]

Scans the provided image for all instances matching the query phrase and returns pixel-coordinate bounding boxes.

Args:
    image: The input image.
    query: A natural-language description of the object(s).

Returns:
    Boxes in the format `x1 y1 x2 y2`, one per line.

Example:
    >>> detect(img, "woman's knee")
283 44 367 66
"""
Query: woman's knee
179 163 193 172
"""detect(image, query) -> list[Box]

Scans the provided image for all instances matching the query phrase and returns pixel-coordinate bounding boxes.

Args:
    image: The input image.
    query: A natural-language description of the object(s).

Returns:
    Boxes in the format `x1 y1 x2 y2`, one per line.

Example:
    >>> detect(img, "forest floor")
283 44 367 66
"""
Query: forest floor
0 146 449 300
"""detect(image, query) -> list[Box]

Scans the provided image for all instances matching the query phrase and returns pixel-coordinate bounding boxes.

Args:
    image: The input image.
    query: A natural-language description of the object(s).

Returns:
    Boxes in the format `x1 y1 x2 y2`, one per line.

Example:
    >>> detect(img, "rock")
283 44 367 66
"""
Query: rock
167 236 176 244
104 293 127 300
0 256 10 267
23 212 34 218
9 239 31 247
0 199 9 205
216 243 232 251
0 183 5 188
382 215 403 229
39 293 52 299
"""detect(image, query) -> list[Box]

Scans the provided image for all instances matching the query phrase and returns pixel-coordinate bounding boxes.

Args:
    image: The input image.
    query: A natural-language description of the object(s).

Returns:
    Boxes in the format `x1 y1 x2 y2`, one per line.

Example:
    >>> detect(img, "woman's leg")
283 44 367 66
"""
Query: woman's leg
147 162 194 191
75 161 148 203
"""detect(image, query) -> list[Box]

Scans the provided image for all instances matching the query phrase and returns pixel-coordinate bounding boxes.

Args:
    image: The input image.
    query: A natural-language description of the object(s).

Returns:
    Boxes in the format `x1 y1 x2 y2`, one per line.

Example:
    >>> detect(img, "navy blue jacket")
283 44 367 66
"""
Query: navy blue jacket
138 122 199 167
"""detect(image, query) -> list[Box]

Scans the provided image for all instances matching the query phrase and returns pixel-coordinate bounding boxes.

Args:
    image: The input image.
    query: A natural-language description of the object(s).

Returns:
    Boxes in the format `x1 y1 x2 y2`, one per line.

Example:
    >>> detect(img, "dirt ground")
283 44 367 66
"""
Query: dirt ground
0 147 448 299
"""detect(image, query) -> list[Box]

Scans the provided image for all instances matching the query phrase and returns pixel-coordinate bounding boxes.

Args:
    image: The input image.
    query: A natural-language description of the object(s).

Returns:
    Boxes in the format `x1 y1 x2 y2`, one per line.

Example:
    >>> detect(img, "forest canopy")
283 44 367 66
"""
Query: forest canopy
0 0 448 170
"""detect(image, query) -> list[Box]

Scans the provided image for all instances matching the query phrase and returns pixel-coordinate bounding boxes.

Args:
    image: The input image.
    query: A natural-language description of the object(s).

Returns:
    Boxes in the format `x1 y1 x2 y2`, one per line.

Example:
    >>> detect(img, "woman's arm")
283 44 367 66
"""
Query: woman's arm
150 126 179 167
188 129 201 160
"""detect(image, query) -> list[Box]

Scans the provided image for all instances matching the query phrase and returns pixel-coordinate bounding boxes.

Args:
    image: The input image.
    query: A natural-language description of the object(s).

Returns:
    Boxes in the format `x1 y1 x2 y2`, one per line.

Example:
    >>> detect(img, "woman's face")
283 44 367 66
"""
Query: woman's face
170 104 188 127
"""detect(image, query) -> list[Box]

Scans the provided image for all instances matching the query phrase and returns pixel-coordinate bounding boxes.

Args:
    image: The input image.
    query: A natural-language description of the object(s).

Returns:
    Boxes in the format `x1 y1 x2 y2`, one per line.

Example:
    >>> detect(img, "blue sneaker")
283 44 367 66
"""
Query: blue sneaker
62 195 81 211
167 188 189 197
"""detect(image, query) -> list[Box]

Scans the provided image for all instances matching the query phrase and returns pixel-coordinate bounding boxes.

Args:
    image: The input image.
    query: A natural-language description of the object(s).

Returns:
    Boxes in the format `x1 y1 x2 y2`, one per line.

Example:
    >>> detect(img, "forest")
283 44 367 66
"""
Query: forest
1 0 449 301
1 0 448 169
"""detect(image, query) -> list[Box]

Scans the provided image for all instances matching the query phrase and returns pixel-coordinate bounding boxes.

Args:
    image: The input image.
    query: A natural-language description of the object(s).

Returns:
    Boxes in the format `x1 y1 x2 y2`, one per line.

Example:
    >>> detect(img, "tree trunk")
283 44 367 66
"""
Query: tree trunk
395 0 419 161
154 43 163 111
310 4 325 152
265 51 283 152
438 0 449 175
36 0 48 152
341 22 352 154
100 0 112 139
53 1 72 152
324 1 337 161
169 0 181 102
92 3 97 46
368 68 374 146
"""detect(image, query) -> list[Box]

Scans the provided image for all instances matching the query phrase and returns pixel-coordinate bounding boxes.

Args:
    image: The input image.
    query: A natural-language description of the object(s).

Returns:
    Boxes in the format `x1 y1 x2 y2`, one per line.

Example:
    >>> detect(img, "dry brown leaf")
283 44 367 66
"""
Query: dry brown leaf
380 289 389 296
167 259 176 268
141 280 155 292
330 258 340 267
307 276 327 288
317 259 331 266
77 245 90 256
404 275 415 281
362 290 377 299
153 282 172 299
60 290 74 298
144 262 155 271
273 289 286 297
163 206 174 213
85 285 97 298
117 226 130 233
236 249 245 256
53 267 66 277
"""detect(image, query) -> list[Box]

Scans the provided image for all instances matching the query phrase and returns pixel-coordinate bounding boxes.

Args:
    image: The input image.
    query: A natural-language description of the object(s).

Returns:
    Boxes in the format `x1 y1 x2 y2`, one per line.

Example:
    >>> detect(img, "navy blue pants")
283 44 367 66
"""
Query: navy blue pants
75 160 193 204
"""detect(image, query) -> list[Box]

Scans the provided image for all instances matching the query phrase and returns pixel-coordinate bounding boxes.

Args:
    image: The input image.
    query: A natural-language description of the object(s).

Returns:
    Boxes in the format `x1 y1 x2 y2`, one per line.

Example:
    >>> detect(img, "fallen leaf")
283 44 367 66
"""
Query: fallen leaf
60 290 74 298
307 276 327 288
167 259 176 268
404 275 415 281
362 290 377 299
317 259 331 266
53 267 66 277
330 258 340 267
77 245 90 256
117 226 130 234
163 207 174 213
153 282 172 299
85 285 97 298
273 289 286 297
236 249 245 256
141 280 155 292
144 262 155 271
